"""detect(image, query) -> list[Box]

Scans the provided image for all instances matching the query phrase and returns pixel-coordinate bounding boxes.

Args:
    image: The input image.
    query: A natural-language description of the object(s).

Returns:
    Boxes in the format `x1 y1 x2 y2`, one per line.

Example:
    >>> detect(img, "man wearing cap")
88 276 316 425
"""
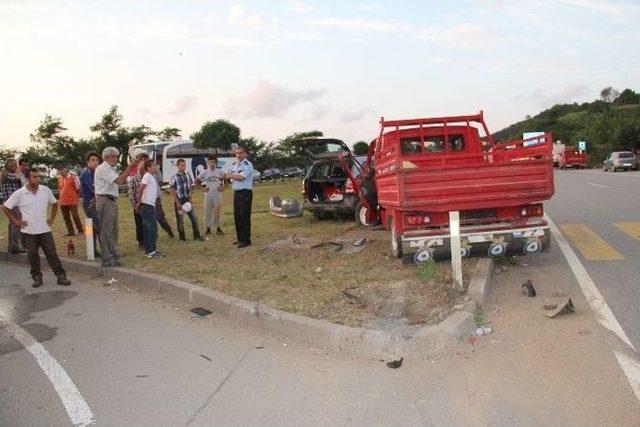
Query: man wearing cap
94 146 135 267
225 145 254 248
169 158 203 241
2 168 71 287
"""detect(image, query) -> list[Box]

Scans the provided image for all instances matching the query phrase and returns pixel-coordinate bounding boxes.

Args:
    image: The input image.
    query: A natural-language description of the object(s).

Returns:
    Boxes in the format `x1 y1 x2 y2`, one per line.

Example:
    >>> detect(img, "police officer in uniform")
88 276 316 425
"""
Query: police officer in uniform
225 146 253 248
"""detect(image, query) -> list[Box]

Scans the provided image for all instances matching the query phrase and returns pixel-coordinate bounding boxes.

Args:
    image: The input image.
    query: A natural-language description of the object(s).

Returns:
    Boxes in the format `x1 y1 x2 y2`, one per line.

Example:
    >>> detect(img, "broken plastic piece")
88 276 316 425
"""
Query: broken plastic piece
522 280 536 297
191 307 212 317
386 357 403 369
545 297 575 318
269 196 303 218
352 237 366 246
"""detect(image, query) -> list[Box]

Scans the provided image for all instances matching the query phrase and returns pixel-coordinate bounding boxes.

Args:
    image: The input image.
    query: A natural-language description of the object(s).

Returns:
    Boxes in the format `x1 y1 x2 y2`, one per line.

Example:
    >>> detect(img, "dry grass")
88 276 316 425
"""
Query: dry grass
0 180 476 326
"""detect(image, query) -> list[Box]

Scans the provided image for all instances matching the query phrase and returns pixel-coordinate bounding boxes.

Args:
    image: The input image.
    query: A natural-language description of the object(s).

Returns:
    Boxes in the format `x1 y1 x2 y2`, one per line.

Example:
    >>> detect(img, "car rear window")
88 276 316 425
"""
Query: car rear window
617 152 634 158
424 135 445 152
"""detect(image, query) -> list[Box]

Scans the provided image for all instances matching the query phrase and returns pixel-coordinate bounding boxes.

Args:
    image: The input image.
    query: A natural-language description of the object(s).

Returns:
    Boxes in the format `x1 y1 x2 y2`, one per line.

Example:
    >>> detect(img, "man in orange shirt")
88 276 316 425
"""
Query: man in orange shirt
57 165 83 236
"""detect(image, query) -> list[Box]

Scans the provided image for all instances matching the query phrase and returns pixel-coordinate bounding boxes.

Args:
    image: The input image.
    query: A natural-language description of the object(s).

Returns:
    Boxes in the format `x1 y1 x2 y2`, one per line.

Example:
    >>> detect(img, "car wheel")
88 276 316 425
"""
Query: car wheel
390 218 403 258
355 201 371 227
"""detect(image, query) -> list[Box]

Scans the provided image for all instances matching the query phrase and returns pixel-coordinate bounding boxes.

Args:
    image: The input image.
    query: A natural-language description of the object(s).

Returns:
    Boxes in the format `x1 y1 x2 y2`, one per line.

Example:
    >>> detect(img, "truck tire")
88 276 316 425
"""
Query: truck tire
390 218 403 258
355 201 371 227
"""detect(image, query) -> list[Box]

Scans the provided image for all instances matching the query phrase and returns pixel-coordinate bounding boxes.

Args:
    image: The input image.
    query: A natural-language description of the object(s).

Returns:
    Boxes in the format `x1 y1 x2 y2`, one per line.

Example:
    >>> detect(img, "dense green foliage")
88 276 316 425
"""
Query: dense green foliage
190 119 240 154
494 88 640 164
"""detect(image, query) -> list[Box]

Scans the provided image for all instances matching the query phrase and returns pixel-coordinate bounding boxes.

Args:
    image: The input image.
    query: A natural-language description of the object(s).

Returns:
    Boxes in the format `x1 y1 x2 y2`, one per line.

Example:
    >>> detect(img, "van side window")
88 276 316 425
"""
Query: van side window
424 135 445 153
449 134 465 151
400 137 422 154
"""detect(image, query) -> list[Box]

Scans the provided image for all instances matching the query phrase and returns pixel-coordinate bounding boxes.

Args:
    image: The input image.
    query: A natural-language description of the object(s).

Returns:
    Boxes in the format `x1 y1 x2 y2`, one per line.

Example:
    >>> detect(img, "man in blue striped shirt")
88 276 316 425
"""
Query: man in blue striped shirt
169 159 203 241
79 151 101 258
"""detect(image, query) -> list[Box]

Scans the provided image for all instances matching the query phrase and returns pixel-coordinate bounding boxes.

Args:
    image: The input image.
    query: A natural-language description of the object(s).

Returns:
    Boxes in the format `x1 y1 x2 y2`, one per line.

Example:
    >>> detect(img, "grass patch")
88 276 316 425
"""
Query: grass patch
0 179 476 326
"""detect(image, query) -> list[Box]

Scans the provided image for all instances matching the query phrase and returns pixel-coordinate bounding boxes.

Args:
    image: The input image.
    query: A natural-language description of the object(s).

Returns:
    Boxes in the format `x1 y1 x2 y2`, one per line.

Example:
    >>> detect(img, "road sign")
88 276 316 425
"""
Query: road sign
578 141 587 151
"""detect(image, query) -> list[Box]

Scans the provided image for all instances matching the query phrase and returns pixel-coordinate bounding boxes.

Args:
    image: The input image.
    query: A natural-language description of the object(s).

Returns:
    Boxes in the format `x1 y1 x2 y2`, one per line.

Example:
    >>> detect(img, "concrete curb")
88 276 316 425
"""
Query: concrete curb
467 258 494 307
1 252 484 360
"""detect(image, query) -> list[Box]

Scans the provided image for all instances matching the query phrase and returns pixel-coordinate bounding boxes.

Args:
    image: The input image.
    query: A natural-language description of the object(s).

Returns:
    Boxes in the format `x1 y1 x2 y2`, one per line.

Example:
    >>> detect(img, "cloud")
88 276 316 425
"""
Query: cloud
227 4 278 33
308 17 396 32
513 85 590 107
285 31 325 42
227 80 327 118
167 95 198 115
288 0 315 13
340 108 374 123
227 4 245 24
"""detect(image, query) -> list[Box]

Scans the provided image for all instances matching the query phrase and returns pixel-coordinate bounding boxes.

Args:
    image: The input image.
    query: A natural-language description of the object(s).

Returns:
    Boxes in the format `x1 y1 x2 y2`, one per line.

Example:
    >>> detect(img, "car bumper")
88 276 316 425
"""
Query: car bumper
401 224 551 262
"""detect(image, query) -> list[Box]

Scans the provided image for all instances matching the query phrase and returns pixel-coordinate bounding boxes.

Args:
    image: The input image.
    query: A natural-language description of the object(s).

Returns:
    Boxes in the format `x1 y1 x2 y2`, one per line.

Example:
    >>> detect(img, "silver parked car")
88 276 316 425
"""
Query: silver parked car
603 151 638 172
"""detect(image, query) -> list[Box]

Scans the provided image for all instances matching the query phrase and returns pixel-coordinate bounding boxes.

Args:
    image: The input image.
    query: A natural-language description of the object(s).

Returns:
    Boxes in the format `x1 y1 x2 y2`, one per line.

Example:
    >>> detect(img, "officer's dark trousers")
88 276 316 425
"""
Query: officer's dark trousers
233 189 252 244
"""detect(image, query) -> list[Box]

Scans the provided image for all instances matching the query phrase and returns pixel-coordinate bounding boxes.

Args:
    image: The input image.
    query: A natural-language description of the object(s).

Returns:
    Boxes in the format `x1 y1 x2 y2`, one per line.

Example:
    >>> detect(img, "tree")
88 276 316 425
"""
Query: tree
90 105 153 165
613 89 640 106
191 119 240 155
352 141 369 155
0 146 18 166
155 127 182 142
600 86 620 103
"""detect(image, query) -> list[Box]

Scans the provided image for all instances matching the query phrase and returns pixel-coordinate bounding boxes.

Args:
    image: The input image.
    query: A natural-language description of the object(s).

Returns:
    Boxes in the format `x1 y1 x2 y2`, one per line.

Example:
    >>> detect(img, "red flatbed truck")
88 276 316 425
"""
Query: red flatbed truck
559 147 588 169
344 111 555 263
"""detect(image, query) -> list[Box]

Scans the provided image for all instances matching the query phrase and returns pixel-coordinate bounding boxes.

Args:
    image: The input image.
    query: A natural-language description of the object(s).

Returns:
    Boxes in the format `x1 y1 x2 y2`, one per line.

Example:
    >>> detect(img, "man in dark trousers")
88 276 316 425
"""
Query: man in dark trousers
226 146 254 248
169 158 203 241
2 168 71 287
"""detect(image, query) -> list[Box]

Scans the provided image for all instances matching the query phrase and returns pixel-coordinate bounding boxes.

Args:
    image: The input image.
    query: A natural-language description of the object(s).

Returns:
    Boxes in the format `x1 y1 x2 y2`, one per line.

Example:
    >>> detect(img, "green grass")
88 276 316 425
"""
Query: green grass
1 179 475 326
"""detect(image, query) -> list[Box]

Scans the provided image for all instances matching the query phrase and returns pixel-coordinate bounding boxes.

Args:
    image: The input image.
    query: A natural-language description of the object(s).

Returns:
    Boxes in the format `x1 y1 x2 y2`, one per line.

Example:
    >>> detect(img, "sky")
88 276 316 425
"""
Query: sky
1 0 639 149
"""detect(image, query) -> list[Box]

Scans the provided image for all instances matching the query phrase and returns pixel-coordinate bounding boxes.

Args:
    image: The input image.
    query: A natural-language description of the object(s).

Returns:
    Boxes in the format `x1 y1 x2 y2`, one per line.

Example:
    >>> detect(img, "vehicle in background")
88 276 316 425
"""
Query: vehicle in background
603 151 638 172
339 112 555 263
296 139 365 219
558 147 588 169
282 166 305 178
128 141 235 184
262 168 283 181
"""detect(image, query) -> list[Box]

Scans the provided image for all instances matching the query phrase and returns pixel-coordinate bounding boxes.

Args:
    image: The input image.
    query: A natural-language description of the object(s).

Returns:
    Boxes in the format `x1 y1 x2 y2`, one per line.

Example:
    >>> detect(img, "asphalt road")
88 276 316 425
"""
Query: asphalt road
2 259 639 426
546 169 640 351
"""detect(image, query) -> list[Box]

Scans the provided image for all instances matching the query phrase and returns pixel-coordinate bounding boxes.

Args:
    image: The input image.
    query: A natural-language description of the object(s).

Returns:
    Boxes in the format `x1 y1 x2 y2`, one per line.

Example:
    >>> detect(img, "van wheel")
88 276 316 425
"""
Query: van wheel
390 218 403 258
355 201 371 227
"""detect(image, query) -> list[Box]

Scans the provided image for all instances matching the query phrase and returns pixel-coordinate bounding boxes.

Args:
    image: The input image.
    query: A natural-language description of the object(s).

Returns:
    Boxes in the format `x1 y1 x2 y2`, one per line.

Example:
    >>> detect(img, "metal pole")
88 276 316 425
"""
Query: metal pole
449 211 463 291
85 218 95 261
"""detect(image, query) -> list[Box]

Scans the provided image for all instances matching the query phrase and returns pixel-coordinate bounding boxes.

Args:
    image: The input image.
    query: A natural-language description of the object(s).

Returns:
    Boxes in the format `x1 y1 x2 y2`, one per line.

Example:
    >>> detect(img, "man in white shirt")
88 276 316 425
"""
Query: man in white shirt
94 146 135 267
2 168 71 287
136 160 165 259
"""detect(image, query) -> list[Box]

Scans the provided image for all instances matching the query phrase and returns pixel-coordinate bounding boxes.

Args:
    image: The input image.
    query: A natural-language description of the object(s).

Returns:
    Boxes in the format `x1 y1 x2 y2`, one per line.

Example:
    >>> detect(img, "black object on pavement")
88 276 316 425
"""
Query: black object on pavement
522 280 536 297
386 357 403 369
191 307 212 316
200 354 213 361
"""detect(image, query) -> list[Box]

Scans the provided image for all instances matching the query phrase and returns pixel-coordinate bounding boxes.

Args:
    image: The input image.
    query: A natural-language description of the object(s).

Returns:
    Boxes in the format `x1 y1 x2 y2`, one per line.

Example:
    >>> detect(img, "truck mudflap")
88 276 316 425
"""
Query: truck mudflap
401 225 550 264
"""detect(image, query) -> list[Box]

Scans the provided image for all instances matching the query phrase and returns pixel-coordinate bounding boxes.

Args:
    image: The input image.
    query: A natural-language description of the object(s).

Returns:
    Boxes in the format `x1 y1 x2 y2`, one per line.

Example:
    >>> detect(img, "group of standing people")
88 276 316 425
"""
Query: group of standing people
1 144 255 287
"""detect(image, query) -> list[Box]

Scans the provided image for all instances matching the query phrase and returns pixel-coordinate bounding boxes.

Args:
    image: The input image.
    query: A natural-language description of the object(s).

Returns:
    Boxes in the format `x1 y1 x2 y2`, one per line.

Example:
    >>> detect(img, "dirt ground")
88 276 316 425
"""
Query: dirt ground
0 180 475 327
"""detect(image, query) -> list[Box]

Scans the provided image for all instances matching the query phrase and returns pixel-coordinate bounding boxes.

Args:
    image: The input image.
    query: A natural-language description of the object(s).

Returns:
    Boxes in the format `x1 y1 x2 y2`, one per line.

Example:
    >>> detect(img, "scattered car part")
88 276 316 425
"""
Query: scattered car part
386 357 403 369
522 280 537 297
545 297 575 318
191 307 212 316
269 196 303 218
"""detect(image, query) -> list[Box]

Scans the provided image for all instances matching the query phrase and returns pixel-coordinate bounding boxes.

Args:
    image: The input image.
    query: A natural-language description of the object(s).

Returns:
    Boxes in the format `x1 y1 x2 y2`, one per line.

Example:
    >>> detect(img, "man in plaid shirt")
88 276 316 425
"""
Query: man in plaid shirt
1 159 26 253
126 152 148 250
169 158 203 241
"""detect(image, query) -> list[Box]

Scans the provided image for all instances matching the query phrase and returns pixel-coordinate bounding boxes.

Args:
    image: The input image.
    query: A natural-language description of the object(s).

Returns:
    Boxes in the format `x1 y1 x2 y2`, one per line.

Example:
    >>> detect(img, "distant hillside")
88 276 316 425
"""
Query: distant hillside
493 90 640 164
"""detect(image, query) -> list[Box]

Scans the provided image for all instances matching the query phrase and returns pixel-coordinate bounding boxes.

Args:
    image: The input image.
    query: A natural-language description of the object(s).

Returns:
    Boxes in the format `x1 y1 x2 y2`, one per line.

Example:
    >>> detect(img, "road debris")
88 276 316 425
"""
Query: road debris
352 237 366 247
311 241 344 252
475 326 493 336
386 357 403 369
522 280 536 297
200 354 213 361
103 277 118 287
135 375 148 378
544 297 575 318
255 345 264 349
191 307 212 317
269 196 303 218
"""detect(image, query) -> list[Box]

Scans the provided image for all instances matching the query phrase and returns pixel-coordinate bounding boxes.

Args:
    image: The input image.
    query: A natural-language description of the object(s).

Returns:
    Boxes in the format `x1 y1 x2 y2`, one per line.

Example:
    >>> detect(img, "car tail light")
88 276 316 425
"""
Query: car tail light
301 180 305 194
345 181 354 194
406 214 431 226
520 204 543 217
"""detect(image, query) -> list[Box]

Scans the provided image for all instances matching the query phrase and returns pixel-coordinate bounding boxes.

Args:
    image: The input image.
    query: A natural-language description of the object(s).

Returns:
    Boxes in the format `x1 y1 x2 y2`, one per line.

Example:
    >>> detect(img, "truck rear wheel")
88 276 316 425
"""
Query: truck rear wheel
390 218 402 258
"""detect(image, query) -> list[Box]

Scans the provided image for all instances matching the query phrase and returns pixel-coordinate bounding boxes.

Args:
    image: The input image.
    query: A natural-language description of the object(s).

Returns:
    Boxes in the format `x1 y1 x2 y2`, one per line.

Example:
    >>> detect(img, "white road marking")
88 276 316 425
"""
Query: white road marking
0 315 95 426
586 182 607 188
615 351 640 402
546 215 635 351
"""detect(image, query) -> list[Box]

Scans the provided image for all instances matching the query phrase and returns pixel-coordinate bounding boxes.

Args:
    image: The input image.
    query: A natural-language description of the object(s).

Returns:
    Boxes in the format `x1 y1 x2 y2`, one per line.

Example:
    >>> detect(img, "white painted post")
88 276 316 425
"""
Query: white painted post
449 211 463 291
85 218 95 261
